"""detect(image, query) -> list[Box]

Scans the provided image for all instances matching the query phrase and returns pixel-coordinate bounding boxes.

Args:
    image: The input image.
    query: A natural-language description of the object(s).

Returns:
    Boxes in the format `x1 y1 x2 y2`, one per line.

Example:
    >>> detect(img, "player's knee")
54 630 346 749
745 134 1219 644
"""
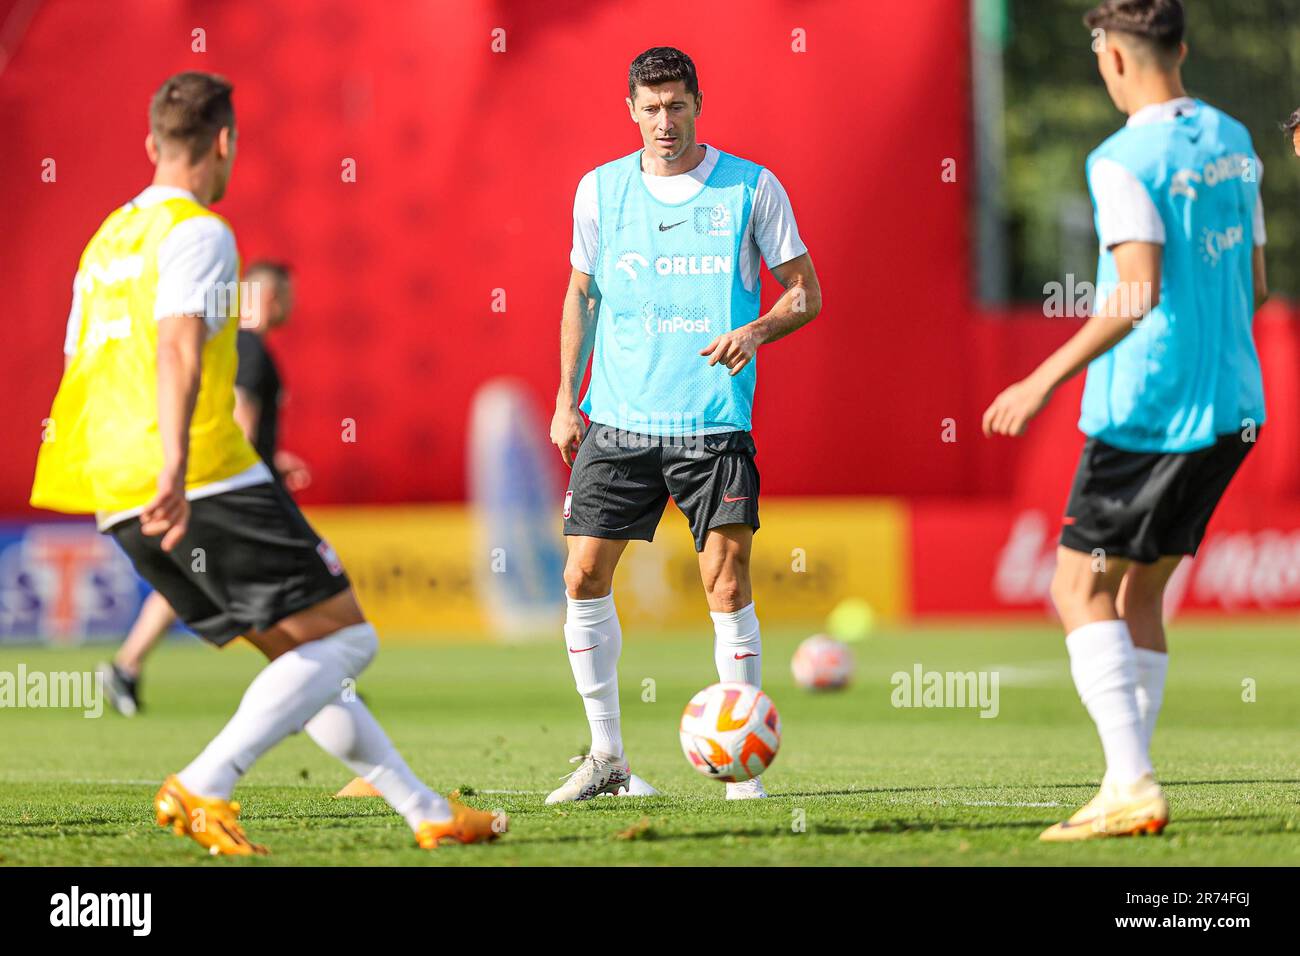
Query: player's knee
330 621 378 675
705 575 747 612
1118 580 1163 620
1048 566 1087 621
564 559 612 600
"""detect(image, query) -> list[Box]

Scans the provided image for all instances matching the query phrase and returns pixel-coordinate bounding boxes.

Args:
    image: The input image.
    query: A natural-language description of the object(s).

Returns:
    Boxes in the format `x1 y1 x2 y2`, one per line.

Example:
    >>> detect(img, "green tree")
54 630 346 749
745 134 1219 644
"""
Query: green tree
999 0 1300 300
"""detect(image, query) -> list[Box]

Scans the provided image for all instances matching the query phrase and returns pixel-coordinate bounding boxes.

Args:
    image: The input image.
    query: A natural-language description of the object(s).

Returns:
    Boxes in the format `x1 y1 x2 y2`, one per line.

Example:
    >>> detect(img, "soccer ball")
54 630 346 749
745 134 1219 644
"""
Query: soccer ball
791 634 854 691
679 682 781 782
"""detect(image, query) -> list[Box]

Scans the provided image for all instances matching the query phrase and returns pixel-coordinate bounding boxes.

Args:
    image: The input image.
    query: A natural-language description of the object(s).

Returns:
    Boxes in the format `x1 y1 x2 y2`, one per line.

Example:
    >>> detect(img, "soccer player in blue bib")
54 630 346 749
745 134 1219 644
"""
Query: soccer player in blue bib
547 47 821 802
983 0 1269 840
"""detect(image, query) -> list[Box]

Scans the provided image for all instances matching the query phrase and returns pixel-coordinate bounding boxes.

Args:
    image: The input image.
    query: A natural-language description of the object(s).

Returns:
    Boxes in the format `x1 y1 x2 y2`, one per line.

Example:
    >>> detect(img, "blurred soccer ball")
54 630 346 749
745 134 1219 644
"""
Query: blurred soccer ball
679 682 781 783
792 634 854 691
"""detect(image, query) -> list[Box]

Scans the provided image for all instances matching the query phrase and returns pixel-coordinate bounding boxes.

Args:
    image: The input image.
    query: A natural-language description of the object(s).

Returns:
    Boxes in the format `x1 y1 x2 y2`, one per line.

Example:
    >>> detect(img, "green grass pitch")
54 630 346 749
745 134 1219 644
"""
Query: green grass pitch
1 622 1296 866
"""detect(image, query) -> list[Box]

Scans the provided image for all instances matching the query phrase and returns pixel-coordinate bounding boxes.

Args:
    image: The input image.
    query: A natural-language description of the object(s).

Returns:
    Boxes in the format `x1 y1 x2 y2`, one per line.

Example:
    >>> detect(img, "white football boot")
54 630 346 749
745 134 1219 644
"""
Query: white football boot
545 754 632 804
725 777 768 800
618 774 661 797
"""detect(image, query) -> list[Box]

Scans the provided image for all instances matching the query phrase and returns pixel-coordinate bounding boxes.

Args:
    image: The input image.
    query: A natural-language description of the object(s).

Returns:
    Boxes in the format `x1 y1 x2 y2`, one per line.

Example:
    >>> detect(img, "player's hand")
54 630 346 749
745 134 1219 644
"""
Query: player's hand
551 404 587 468
274 450 312 493
982 378 1052 438
140 467 190 552
700 326 761 376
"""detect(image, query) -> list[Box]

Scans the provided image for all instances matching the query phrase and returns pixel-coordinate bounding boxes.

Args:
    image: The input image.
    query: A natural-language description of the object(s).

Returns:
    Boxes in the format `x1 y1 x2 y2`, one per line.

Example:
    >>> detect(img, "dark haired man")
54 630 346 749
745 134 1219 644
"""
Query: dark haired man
234 260 312 490
32 72 503 853
547 47 821 802
983 0 1268 841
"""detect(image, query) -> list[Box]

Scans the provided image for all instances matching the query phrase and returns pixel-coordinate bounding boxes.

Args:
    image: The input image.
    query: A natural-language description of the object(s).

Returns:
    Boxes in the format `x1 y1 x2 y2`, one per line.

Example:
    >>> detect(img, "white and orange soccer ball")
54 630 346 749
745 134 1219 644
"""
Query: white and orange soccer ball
679 682 781 783
791 634 854 691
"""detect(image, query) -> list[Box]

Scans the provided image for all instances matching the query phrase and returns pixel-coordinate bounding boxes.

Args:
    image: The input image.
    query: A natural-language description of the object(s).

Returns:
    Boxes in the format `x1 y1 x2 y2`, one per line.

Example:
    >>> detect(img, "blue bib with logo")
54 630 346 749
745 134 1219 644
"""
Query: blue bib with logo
581 147 763 436
1080 100 1265 452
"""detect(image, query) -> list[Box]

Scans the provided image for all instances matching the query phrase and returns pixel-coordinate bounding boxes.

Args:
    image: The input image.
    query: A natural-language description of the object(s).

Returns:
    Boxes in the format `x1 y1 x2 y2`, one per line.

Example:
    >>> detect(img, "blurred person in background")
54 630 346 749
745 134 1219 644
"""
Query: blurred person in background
1286 108 1300 157
98 259 312 715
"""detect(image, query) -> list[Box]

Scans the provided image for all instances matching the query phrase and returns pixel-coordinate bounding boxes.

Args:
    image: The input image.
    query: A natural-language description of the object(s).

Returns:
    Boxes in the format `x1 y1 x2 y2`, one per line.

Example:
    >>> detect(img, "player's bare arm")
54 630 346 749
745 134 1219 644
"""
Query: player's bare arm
233 385 261 444
551 267 601 467
700 252 822 376
982 241 1162 437
1252 245 1268 311
274 449 313 492
141 312 205 550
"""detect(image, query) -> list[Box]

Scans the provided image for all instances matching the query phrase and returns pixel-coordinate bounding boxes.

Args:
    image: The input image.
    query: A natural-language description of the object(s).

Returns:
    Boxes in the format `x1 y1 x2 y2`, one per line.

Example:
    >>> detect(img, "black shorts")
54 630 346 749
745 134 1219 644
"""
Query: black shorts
563 425 760 552
1059 432 1255 564
109 481 351 646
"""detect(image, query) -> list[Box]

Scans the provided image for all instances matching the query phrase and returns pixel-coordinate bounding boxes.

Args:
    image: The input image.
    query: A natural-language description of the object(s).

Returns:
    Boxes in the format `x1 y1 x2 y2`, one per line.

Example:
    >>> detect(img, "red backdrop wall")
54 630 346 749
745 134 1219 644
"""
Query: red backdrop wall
0 0 974 510
3 0 1295 515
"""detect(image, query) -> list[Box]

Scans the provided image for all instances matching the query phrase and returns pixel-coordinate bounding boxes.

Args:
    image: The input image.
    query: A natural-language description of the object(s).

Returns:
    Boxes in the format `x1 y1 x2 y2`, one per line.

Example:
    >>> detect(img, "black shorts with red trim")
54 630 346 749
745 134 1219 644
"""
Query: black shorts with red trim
1059 431 1255 564
562 425 760 552
108 481 351 646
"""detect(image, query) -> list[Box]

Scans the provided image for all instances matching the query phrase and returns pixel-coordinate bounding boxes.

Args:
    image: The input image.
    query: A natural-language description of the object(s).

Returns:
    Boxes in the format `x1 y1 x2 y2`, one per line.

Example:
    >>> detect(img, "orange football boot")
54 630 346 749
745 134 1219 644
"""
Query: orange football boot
154 774 268 856
1039 774 1169 842
415 801 507 848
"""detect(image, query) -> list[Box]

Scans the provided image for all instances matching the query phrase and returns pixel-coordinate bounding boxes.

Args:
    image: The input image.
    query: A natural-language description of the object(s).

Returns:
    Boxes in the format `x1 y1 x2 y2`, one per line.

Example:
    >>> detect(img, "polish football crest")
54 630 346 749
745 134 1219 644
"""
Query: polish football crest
316 540 344 576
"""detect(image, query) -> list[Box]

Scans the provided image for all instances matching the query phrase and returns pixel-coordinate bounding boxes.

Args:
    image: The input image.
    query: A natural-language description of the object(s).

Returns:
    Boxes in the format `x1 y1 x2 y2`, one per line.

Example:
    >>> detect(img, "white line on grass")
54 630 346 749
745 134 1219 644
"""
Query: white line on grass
9 780 1058 806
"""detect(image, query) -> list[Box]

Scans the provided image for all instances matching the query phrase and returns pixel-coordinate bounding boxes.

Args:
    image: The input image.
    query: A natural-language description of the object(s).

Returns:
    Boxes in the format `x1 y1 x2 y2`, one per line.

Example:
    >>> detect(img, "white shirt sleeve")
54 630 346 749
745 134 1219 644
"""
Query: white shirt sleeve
63 271 83 356
154 216 239 333
1089 158 1165 248
751 168 807 268
570 170 600 274
1253 156 1266 247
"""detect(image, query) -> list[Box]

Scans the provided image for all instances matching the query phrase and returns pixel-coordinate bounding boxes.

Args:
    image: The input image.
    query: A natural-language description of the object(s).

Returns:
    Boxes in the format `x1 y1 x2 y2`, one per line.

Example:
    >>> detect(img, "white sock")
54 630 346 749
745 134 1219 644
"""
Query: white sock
178 623 379 799
564 592 623 761
712 602 761 688
1065 619 1152 786
1133 647 1169 752
305 696 450 829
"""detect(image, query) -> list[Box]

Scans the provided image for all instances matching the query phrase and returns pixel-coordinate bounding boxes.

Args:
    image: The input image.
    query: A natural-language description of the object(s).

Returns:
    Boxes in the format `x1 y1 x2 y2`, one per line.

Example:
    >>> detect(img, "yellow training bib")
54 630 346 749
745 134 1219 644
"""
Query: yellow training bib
30 196 260 514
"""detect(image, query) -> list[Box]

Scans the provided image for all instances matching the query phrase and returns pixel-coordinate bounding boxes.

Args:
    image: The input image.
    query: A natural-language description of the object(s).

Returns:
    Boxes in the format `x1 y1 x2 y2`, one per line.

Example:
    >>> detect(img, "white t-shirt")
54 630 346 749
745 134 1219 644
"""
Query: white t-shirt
570 144 807 292
66 185 271 529
1090 97 1266 250
64 185 239 356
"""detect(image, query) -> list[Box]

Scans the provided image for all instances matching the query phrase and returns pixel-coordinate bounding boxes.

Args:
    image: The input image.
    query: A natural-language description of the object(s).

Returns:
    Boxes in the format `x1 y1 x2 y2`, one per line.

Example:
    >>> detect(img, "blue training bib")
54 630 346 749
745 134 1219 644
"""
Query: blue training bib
1080 100 1266 453
581 147 763 436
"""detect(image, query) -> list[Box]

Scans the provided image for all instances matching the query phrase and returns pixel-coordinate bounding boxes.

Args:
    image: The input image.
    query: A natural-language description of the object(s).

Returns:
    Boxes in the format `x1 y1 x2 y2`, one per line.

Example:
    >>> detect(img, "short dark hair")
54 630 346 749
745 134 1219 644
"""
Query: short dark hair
149 71 235 162
628 47 699 102
1084 0 1184 65
244 260 292 291
1284 108 1300 137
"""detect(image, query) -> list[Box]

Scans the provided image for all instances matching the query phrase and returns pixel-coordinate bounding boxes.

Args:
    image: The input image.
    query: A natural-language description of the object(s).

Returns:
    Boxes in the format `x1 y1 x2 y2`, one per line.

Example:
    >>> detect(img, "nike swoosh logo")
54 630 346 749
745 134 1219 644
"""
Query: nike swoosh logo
1058 816 1097 830
734 652 758 660
723 495 749 503
569 645 598 654
658 219 687 231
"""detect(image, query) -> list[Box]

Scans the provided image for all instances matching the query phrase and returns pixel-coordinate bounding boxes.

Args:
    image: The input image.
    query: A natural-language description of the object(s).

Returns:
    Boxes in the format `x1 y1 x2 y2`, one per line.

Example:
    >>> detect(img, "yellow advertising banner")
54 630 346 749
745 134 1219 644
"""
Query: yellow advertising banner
305 498 907 641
